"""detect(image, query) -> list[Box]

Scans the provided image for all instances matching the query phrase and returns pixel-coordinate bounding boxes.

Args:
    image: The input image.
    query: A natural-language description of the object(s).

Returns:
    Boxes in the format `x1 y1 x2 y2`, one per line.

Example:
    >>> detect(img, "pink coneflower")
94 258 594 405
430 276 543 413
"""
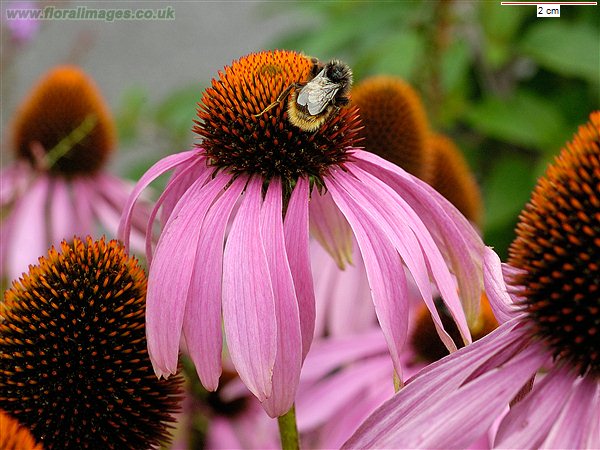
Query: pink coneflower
345 112 600 449
1 66 147 282
119 50 484 418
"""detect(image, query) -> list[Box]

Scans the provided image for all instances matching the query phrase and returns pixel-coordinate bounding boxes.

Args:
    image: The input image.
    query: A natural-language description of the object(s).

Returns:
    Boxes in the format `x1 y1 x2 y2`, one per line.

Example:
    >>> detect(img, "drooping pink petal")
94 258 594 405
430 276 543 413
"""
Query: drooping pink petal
494 365 578 448
118 150 201 250
182 175 246 391
325 175 409 379
336 164 470 350
160 161 209 226
311 239 375 337
352 149 484 325
309 188 353 269
222 177 277 401
284 177 316 360
342 319 527 448
4 176 50 281
260 178 303 417
72 177 94 236
145 164 211 265
345 340 545 449
146 172 230 378
95 172 151 251
483 247 522 324
48 178 81 245
0 164 28 206
539 375 599 449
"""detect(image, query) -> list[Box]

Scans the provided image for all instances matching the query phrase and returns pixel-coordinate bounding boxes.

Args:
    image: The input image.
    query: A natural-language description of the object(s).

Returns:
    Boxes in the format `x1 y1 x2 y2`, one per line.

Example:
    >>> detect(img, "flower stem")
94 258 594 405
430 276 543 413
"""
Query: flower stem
278 405 300 450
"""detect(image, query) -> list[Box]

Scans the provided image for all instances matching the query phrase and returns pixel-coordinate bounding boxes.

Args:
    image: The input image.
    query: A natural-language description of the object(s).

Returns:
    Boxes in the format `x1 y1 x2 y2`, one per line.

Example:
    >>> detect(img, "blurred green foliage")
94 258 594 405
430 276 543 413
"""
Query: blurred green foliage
114 1 598 259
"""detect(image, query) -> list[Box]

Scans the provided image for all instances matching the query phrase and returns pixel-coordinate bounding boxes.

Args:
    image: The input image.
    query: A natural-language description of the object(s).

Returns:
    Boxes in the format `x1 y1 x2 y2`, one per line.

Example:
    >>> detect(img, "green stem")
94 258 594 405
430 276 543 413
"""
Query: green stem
277 405 300 450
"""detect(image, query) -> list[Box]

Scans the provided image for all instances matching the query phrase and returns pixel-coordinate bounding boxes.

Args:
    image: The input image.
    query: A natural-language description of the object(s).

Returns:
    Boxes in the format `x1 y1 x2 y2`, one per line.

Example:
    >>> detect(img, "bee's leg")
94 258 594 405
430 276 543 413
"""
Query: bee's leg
253 84 296 117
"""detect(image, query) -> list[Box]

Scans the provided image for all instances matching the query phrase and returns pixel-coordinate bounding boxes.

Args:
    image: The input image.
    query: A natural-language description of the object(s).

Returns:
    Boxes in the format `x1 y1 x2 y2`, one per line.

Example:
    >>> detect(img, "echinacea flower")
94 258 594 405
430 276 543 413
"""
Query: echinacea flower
119 50 484 417
0 237 182 449
345 112 600 449
1 65 147 283
0 410 43 450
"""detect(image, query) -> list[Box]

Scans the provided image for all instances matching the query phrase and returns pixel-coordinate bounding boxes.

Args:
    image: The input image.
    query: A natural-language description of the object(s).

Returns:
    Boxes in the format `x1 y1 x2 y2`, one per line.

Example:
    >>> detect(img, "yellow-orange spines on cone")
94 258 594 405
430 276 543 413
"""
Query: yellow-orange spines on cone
509 112 600 377
0 237 182 449
193 50 361 185
427 134 483 226
0 411 43 450
11 65 115 176
351 76 431 179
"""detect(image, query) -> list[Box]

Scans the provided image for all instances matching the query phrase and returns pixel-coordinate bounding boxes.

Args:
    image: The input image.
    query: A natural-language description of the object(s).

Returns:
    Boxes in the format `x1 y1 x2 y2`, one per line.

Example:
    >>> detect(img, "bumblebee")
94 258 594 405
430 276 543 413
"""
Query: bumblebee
288 59 353 132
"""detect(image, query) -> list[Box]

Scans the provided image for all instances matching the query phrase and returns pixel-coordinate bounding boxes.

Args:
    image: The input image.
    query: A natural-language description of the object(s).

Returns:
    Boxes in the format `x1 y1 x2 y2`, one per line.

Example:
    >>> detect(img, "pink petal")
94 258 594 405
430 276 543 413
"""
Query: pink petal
345 341 545 449
483 247 523 324
540 375 599 449
342 319 526 448
260 178 303 417
309 188 354 269
160 161 208 225
4 176 50 281
118 150 201 250
284 177 316 360
222 177 277 401
495 366 579 448
147 172 231 377
297 356 391 430
339 164 470 349
94 173 151 252
48 178 80 245
182 176 246 391
326 175 409 379
146 165 211 265
300 330 388 382
353 150 484 326
311 239 375 337
72 178 94 236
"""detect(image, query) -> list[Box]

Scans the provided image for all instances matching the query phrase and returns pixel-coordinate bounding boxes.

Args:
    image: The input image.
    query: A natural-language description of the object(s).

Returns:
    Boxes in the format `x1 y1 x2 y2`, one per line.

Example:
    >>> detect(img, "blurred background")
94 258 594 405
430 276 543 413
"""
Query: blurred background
2 0 599 258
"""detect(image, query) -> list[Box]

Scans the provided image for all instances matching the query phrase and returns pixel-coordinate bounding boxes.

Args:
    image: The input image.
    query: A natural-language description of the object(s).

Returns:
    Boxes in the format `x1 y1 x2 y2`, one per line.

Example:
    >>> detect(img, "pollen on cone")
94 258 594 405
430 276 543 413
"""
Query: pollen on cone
426 133 483 226
0 237 182 449
0 411 43 450
509 111 600 376
11 65 115 176
351 75 431 179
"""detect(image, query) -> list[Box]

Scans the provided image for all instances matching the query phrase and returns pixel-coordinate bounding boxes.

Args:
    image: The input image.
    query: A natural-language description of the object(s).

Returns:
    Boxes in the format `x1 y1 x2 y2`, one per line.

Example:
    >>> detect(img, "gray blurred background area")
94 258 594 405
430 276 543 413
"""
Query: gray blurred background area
2 0 302 169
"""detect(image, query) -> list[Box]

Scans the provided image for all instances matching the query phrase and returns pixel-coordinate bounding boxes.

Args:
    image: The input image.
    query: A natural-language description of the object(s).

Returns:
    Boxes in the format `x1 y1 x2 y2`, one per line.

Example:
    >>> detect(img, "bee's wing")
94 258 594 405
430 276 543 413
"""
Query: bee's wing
297 74 341 116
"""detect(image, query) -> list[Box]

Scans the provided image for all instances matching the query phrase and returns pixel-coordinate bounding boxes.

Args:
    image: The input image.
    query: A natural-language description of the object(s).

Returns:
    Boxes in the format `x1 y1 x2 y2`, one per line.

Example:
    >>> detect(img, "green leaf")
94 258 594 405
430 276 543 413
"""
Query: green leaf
154 85 202 143
519 21 600 83
466 91 571 152
115 87 148 144
483 154 537 257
